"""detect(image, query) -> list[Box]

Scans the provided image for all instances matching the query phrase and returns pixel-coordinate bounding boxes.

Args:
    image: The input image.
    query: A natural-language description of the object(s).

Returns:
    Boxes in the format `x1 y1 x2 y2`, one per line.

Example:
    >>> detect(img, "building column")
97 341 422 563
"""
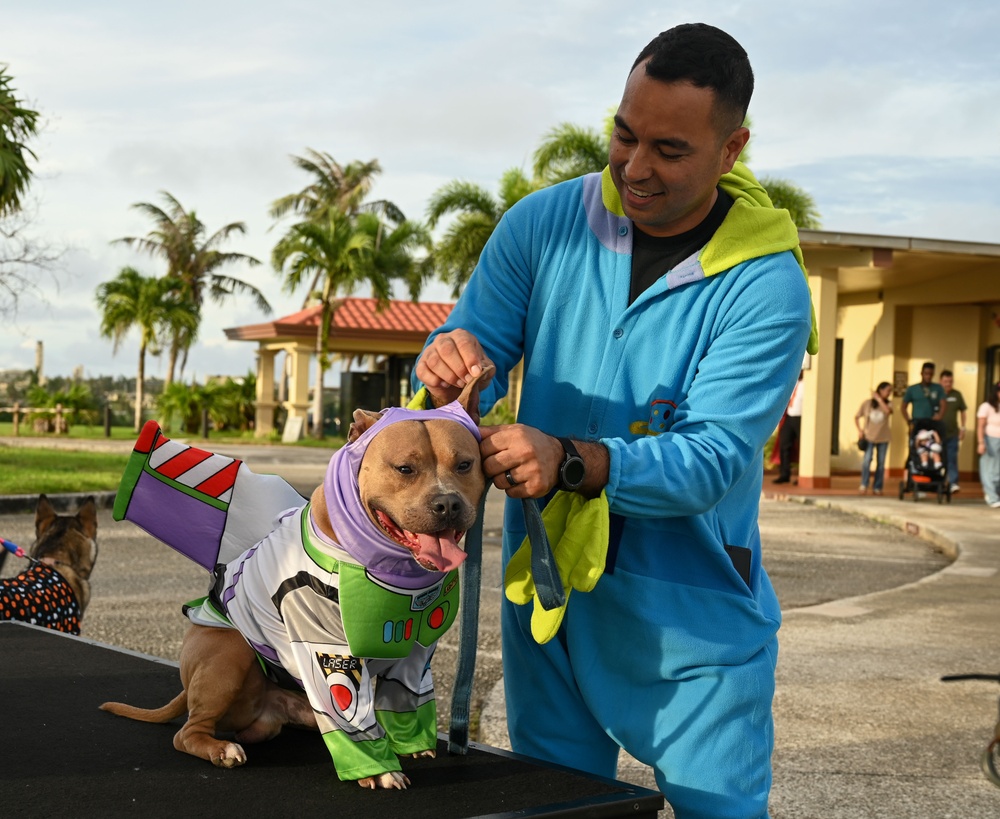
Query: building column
798 267 839 489
253 347 278 438
282 344 313 440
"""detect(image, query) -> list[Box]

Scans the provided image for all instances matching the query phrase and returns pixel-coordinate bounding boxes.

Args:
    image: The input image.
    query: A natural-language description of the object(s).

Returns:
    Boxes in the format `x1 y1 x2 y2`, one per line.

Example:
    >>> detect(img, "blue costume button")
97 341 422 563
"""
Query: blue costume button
613 328 623 338
618 225 628 236
588 423 598 434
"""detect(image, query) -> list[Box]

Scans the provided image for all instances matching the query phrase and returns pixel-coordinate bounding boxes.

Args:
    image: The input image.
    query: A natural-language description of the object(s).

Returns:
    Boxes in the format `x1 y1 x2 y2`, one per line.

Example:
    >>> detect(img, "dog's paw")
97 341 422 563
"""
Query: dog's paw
403 749 436 759
210 742 248 768
356 770 411 790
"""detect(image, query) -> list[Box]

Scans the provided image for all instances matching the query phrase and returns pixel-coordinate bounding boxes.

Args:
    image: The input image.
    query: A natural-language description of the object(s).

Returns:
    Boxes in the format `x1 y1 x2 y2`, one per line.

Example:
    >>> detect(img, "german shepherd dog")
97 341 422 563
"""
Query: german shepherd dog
0 495 99 634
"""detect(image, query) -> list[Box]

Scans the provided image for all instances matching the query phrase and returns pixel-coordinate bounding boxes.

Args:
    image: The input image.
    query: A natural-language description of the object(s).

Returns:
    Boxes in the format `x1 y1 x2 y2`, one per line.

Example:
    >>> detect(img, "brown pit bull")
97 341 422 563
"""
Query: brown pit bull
101 369 491 790
0 495 99 634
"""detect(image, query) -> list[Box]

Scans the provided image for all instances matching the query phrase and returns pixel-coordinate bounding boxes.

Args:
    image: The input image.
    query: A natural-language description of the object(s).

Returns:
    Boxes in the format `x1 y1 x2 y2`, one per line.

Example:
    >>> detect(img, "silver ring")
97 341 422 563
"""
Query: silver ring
505 470 517 487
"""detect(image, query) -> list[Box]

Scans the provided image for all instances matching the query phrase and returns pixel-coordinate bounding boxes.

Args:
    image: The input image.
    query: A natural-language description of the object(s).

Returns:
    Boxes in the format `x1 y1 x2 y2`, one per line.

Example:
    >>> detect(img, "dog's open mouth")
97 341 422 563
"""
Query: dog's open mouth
375 511 467 572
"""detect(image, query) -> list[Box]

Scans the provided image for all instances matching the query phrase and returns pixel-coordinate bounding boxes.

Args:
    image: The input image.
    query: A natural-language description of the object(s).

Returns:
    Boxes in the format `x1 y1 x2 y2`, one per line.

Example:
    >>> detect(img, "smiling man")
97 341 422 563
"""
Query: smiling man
415 23 815 819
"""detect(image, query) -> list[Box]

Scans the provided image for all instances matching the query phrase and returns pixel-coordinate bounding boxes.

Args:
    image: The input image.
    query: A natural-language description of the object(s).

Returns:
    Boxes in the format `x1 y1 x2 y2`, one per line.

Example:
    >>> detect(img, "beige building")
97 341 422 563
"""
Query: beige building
798 229 1000 489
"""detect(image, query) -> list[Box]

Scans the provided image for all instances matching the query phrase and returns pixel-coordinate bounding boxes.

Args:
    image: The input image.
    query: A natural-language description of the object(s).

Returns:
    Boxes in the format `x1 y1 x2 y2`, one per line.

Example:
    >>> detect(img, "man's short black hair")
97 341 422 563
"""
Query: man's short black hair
940 369 953 379
631 23 754 133
921 362 935 372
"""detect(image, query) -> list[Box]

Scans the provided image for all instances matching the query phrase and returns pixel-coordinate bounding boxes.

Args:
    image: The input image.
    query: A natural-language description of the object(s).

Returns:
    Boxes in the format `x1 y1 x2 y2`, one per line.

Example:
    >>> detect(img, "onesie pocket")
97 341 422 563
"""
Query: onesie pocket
572 566 780 677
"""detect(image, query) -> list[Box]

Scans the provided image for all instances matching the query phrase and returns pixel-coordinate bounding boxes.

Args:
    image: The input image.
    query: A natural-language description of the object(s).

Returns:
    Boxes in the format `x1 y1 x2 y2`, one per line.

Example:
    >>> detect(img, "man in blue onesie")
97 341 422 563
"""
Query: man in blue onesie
415 23 816 819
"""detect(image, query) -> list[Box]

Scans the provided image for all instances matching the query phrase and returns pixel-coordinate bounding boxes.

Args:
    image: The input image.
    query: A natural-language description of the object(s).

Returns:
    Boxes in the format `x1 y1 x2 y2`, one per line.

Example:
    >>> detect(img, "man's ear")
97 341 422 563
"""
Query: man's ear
456 363 496 424
721 126 750 174
348 409 386 443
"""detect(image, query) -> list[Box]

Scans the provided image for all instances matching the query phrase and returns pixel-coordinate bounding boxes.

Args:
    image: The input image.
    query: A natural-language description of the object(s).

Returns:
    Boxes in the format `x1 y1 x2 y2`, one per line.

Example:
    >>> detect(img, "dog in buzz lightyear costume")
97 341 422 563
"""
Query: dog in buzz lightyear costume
101 372 494 790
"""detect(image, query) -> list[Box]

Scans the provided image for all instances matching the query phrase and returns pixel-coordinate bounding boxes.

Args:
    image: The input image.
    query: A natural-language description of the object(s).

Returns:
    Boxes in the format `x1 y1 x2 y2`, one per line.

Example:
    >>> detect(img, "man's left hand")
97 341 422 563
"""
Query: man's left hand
479 424 563 498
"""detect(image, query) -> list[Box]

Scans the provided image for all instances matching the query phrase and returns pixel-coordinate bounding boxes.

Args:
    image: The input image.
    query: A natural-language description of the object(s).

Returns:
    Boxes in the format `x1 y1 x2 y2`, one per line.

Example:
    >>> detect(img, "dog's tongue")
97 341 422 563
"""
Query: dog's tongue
413 530 467 571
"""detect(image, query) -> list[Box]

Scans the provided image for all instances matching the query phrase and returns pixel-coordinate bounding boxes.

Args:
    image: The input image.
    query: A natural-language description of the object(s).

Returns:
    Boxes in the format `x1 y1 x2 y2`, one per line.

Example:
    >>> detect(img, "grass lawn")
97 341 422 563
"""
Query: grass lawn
0 424 346 496
0 421 139 442
0 446 130 495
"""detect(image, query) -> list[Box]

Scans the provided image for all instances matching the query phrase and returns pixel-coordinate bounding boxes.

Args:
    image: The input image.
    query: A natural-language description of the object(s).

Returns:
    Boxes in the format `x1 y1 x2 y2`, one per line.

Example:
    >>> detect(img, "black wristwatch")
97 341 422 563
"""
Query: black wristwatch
556 437 586 492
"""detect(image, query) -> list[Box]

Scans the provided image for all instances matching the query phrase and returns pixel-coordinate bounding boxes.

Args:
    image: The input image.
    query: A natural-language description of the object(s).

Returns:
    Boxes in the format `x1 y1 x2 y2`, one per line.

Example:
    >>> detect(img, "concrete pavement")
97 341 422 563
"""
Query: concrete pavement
3 435 999 816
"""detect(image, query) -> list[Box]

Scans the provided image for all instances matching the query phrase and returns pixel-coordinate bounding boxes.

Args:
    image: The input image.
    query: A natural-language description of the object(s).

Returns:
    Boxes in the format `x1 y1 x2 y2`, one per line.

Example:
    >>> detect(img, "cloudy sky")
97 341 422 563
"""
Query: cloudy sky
3 1 998 383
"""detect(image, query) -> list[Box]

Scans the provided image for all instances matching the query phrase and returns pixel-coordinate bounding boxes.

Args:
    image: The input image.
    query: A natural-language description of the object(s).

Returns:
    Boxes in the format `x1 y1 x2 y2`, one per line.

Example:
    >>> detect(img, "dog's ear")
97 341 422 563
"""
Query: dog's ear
456 363 496 425
35 494 57 538
76 496 98 540
348 409 386 443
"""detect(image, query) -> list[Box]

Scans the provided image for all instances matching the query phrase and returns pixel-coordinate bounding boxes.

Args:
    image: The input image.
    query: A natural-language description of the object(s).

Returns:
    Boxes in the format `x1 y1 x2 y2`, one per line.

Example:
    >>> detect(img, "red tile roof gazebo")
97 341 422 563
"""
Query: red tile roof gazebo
224 297 453 437
225 297 454 353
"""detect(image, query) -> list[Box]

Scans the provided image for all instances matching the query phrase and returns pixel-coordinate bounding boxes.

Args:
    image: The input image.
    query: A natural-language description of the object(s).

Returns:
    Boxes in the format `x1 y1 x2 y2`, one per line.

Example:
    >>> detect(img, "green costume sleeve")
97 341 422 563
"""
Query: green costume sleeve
321 730 401 781
376 700 438 755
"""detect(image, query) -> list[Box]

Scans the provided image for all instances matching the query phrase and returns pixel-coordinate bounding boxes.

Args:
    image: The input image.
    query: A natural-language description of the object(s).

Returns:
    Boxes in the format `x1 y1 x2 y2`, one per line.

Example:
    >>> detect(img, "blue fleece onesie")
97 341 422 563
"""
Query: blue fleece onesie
417 163 813 819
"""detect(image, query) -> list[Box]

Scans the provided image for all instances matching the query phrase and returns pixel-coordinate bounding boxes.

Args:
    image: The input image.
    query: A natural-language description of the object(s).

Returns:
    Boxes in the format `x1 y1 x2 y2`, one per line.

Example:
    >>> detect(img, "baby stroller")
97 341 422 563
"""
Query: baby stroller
898 419 952 503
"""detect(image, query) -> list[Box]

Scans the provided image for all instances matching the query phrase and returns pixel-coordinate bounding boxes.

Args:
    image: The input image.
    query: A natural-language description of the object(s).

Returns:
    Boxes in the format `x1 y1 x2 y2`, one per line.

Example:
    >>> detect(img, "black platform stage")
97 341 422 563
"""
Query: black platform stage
0 622 662 818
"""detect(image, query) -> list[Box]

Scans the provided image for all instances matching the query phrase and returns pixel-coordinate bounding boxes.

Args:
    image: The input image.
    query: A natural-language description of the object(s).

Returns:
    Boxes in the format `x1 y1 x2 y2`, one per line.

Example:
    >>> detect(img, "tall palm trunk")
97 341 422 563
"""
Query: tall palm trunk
165 340 178 386
312 279 335 439
313 324 326 439
135 344 146 433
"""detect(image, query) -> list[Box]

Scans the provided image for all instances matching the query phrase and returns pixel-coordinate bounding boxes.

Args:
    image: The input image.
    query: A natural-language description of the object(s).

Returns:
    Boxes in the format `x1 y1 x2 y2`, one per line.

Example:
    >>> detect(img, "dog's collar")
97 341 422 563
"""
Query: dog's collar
322 401 479 583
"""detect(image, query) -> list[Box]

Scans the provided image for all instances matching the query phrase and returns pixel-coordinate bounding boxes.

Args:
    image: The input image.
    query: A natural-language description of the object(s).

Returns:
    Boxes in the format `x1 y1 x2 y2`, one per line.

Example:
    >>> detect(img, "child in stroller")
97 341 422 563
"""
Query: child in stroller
899 419 951 502
914 426 944 470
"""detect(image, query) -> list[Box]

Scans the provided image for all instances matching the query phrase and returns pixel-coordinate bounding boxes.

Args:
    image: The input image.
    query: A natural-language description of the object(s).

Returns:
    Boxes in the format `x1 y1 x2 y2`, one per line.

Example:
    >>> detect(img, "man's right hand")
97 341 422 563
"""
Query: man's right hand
415 329 495 408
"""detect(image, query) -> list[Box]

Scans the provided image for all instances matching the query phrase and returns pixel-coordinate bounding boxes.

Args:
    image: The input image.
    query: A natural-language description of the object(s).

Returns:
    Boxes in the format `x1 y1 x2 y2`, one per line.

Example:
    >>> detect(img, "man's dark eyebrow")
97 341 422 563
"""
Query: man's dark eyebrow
612 115 691 151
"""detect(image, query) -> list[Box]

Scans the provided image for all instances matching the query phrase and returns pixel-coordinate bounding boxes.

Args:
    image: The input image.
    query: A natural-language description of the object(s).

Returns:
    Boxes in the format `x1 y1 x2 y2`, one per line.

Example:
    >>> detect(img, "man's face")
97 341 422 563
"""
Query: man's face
609 64 749 237
941 374 953 392
921 367 934 384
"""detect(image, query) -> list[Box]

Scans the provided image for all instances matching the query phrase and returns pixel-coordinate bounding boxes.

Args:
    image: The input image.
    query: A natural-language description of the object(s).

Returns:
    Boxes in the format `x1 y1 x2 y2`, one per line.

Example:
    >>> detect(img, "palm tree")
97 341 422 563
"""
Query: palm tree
272 212 378 438
532 120 611 185
426 168 536 296
271 150 404 224
96 268 197 432
355 210 434 301
0 65 40 218
114 191 270 384
270 149 412 305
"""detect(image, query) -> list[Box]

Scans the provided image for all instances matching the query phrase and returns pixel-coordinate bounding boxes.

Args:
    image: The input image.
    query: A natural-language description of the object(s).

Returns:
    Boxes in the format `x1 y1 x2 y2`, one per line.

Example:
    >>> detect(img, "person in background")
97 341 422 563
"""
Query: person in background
855 381 893 495
901 362 945 437
773 370 804 484
975 382 1000 508
938 369 967 493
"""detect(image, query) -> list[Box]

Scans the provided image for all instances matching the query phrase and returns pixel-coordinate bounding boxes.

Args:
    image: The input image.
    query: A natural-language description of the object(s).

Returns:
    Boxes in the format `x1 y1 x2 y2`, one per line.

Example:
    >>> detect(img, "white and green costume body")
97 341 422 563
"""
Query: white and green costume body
201 504 458 782
178 403 479 784
416 163 815 819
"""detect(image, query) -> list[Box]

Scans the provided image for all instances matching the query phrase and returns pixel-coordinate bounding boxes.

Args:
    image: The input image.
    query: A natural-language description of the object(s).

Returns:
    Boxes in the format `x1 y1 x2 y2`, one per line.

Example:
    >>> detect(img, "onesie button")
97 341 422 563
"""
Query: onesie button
588 423 598 434
618 225 628 236
613 328 623 339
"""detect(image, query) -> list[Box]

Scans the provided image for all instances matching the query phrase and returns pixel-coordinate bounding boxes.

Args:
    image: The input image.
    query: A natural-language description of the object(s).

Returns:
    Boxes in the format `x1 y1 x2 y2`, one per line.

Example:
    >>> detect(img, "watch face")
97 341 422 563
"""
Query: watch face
563 457 586 488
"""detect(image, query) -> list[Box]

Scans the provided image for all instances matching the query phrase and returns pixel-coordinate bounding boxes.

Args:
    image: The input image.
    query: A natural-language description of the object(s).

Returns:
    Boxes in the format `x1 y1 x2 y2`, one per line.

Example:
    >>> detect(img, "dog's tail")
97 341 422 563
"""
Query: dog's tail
100 691 187 723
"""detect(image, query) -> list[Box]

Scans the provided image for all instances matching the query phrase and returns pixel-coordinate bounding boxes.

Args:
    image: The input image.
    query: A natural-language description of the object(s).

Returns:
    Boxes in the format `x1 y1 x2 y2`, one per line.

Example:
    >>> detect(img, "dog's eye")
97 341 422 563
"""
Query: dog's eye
456 460 473 474
396 465 414 475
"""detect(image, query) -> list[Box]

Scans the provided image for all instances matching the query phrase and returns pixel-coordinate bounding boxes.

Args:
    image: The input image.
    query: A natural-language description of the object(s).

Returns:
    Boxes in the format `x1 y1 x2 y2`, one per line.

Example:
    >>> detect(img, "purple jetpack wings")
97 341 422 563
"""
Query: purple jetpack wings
113 420 306 571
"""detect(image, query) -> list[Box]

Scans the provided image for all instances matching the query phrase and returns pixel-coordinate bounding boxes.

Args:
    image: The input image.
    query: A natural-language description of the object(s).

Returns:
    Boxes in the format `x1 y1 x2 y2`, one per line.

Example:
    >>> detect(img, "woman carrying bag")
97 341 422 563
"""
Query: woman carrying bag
856 381 893 495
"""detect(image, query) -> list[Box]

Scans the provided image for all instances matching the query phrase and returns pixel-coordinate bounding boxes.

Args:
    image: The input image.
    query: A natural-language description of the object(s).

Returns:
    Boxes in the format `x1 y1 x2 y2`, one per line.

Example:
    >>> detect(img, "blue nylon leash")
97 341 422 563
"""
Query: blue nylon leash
448 485 487 754
521 497 565 611
448 490 565 754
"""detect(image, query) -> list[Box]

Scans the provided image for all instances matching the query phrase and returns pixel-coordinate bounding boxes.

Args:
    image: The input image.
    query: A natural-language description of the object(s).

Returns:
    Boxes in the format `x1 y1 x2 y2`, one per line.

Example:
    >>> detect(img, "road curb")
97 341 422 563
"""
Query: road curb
0 490 118 515
772 492 962 561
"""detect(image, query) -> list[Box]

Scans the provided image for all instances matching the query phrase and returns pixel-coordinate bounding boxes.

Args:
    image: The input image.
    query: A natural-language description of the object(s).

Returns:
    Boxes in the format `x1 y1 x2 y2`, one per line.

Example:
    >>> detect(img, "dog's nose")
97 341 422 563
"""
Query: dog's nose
431 493 464 522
